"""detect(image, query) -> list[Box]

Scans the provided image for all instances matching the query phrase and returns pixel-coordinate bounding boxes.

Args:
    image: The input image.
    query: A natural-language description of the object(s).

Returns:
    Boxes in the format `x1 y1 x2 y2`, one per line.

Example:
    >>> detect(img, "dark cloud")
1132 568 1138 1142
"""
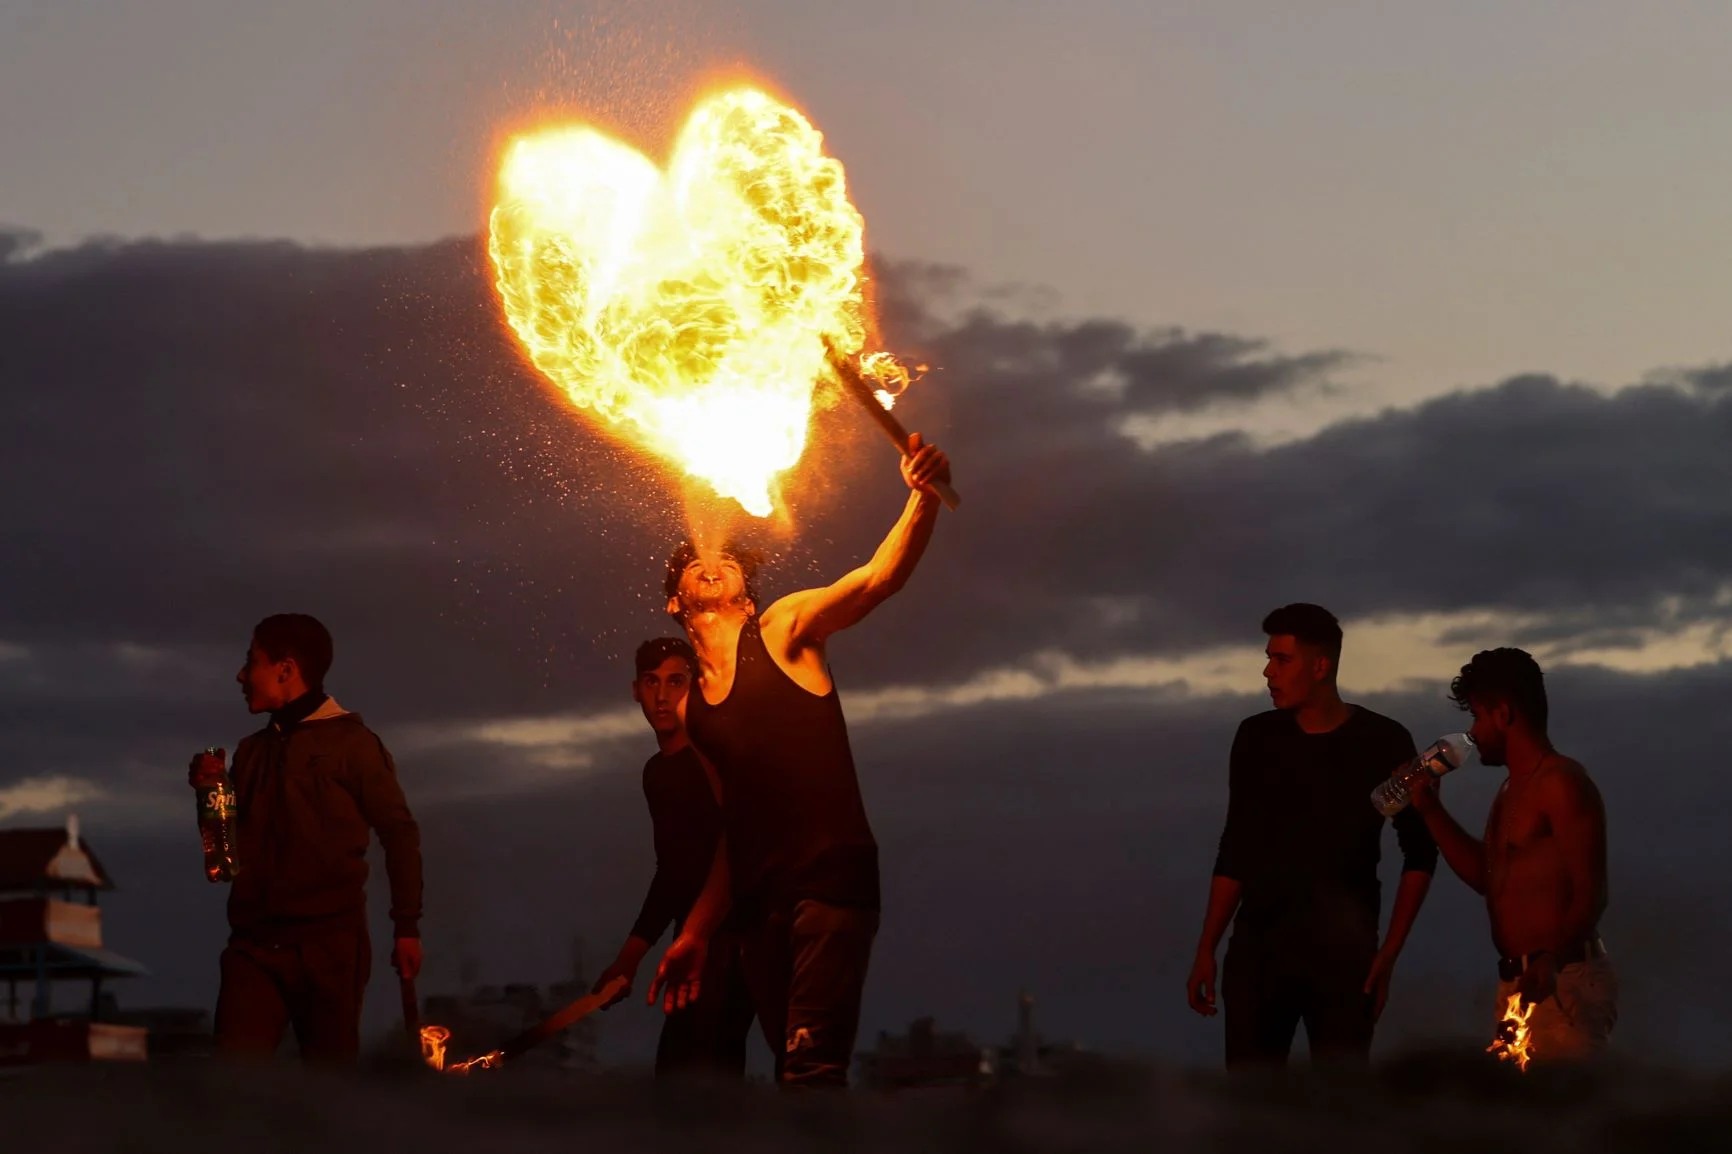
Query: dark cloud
0 226 43 263
3 236 1731 1067
11 236 1728 706
854 301 1732 678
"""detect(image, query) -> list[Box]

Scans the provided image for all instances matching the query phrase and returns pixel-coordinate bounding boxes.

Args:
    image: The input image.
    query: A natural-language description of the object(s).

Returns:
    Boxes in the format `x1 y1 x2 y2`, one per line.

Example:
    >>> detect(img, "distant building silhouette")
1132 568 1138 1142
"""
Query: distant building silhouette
855 989 1086 1090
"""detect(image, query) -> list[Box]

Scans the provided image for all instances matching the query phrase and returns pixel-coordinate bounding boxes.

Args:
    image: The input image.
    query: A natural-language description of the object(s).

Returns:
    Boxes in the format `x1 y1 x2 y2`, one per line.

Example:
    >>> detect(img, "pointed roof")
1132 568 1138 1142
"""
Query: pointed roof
0 816 114 891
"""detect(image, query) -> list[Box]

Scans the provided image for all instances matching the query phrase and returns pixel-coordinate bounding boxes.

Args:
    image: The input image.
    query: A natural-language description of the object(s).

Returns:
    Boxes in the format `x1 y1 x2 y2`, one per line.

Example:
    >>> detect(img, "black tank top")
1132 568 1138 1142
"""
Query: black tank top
685 617 879 914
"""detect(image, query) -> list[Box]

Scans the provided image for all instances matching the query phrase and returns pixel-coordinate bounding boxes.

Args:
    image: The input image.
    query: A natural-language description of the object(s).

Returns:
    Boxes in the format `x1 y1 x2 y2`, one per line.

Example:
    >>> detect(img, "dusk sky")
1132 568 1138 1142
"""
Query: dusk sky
3 1 1730 1070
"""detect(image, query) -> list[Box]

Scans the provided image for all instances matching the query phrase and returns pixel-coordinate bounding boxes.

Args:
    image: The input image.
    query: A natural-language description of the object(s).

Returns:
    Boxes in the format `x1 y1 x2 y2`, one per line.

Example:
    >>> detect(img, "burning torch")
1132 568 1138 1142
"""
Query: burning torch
824 338 961 512
399 975 421 1047
419 976 628 1074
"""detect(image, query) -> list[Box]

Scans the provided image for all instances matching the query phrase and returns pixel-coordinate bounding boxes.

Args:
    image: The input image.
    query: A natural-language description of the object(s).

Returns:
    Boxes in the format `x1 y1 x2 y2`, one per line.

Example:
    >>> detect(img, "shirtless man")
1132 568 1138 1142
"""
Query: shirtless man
1409 648 1616 1063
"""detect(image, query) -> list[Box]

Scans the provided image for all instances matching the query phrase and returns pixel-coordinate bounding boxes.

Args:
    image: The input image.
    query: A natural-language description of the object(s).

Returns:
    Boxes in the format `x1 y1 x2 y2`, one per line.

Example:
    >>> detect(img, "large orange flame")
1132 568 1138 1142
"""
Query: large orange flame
487 87 877 517
1486 992 1535 1071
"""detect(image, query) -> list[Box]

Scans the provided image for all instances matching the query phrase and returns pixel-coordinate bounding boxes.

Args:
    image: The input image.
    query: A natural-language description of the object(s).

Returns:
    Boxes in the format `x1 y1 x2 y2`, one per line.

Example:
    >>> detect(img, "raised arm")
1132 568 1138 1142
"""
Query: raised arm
1410 777 1488 894
769 434 950 651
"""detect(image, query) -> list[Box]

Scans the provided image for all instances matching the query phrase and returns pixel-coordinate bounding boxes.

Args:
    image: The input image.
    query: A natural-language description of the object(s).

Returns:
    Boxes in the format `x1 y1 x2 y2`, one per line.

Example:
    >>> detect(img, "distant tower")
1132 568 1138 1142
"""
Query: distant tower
1015 990 1038 1075
567 934 590 987
548 933 599 1071
457 953 480 993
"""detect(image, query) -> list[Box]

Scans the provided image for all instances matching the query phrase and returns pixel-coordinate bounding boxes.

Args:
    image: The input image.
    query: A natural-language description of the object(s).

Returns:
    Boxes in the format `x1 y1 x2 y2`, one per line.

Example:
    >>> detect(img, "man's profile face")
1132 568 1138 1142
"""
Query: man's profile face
671 552 750 617
1467 696 1510 767
1262 634 1329 710
633 656 693 738
235 639 295 715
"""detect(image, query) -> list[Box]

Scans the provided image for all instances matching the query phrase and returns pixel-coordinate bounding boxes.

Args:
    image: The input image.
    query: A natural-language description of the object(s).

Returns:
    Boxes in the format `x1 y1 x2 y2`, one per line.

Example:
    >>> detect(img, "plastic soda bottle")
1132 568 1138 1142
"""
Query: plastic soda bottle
1370 733 1475 817
193 747 239 883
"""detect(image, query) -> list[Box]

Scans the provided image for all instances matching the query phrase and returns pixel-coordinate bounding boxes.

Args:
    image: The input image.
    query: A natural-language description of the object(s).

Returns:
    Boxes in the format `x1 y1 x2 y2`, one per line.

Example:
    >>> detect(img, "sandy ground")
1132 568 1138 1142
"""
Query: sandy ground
2 1045 1727 1152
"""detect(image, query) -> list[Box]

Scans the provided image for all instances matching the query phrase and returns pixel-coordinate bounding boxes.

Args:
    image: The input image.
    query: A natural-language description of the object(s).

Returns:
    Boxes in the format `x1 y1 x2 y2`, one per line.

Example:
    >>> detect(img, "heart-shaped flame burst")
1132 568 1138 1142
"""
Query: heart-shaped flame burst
487 87 870 517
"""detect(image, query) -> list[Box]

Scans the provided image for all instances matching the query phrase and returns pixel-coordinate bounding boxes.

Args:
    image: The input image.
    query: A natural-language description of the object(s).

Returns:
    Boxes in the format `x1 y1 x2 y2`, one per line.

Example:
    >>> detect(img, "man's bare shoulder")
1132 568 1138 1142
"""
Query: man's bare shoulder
1535 754 1602 810
758 591 809 629
759 589 830 649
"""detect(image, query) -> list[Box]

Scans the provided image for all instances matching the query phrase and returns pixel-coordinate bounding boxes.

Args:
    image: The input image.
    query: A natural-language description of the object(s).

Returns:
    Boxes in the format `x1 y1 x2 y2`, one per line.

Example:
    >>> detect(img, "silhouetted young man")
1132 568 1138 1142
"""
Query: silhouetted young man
648 433 952 1090
1187 604 1438 1067
1410 648 1615 1063
188 613 423 1064
592 637 755 1079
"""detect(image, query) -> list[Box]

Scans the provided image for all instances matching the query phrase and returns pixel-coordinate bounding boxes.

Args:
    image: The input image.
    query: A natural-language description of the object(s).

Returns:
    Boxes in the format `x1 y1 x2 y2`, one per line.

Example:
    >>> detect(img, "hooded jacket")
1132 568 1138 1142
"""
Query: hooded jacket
226 696 423 939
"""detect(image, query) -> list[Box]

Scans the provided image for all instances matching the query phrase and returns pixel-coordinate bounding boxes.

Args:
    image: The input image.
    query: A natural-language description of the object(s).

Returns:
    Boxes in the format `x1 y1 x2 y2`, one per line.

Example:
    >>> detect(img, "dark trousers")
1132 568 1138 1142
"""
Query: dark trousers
214 920 371 1064
738 899 879 1089
1223 936 1375 1068
655 931 756 1079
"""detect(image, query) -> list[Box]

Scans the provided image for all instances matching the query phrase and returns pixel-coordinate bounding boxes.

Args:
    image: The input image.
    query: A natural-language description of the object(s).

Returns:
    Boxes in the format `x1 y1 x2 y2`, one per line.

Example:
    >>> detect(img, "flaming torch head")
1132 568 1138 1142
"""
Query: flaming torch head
1486 992 1536 1072
487 87 872 517
418 1025 451 1072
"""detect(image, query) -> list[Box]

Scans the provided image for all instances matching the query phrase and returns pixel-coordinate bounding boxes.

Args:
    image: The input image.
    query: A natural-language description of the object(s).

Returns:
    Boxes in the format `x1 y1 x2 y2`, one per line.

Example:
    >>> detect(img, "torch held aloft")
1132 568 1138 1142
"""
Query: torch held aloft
824 340 961 511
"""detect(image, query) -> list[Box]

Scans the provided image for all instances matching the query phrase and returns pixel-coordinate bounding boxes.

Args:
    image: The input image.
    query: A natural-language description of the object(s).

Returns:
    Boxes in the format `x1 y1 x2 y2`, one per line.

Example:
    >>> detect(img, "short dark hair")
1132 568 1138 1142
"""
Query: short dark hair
1449 648 1548 730
635 636 696 677
662 540 762 605
252 614 334 691
1261 603 1343 666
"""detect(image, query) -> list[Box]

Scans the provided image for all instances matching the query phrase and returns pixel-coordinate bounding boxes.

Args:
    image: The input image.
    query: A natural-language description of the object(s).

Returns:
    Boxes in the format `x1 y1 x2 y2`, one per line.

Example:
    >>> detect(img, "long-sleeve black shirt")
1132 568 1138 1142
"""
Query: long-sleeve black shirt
628 746 722 945
229 694 422 939
1213 706 1438 949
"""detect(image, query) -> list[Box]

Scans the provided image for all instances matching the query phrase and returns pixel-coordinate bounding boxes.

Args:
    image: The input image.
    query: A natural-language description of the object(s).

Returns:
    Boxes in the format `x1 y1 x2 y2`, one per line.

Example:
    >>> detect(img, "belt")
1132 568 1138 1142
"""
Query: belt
1497 936 1606 982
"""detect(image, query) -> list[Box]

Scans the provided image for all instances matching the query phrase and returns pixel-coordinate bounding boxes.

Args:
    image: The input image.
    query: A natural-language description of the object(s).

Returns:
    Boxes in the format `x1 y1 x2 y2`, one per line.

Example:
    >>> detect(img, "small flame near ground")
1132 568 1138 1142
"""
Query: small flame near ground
418 1025 503 1075
1486 992 1535 1072
418 1025 449 1071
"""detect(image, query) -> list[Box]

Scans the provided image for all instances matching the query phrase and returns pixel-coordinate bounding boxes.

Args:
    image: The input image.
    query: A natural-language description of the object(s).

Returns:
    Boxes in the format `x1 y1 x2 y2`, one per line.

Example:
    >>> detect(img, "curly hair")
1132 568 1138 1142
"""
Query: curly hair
1449 647 1548 730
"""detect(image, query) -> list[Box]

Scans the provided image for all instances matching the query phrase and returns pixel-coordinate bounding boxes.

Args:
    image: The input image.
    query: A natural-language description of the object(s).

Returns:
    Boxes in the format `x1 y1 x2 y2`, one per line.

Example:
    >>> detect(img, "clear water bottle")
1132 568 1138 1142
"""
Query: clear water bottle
1370 733 1475 817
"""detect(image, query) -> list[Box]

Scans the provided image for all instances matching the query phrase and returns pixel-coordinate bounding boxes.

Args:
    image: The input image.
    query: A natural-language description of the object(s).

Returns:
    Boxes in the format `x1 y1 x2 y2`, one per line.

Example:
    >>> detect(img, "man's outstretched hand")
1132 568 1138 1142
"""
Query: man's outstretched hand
592 938 650 1009
901 432 951 499
647 934 708 1014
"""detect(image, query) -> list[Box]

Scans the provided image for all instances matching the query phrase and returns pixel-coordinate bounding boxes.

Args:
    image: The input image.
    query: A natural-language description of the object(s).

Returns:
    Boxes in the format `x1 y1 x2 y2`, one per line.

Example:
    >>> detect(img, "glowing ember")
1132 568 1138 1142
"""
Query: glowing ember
1486 991 1535 1071
488 86 881 517
447 1050 504 1075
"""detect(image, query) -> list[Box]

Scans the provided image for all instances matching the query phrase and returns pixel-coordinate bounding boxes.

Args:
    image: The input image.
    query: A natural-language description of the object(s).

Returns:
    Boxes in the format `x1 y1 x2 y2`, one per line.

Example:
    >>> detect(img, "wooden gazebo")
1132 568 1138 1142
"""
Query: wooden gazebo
0 814 148 1064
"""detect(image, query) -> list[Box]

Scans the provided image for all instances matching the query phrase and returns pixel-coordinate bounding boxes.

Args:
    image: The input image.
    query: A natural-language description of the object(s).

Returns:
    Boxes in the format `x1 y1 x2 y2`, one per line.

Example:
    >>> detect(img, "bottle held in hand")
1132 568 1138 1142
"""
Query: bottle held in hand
1370 733 1475 817
193 747 239 883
